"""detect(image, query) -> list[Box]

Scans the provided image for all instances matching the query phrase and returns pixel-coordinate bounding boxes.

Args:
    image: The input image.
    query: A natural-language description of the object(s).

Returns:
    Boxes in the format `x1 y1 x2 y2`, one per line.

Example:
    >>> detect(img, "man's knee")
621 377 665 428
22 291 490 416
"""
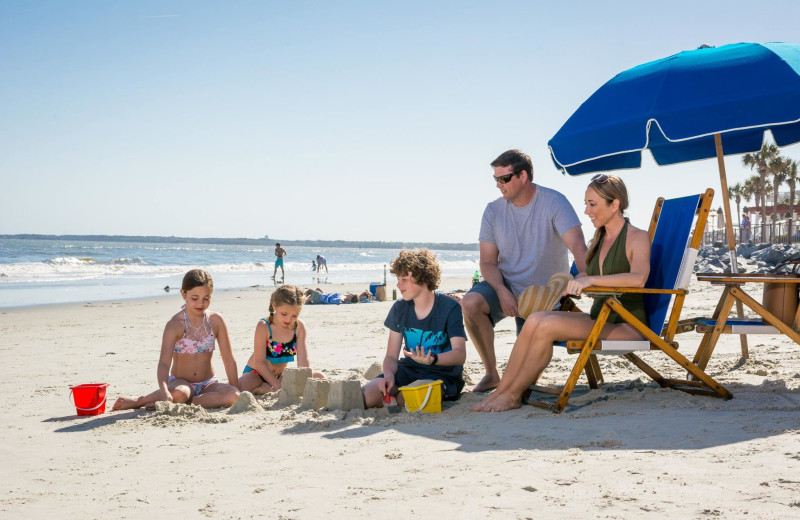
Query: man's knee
462 292 489 318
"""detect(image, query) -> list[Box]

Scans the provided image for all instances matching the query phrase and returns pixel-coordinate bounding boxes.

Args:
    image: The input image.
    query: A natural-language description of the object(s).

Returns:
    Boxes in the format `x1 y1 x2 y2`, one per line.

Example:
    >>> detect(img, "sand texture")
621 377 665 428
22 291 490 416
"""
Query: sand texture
1 277 799 519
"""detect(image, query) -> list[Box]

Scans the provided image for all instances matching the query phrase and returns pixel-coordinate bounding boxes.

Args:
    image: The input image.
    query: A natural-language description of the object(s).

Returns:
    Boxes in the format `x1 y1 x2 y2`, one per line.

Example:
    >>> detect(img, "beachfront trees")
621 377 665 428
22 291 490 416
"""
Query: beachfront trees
742 177 754 208
745 174 771 242
782 159 799 242
769 156 788 239
743 143 780 243
729 183 743 238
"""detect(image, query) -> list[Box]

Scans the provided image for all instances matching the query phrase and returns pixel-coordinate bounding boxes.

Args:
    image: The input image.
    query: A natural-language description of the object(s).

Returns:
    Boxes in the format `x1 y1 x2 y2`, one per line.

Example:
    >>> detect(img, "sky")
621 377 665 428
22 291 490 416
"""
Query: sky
2 0 800 243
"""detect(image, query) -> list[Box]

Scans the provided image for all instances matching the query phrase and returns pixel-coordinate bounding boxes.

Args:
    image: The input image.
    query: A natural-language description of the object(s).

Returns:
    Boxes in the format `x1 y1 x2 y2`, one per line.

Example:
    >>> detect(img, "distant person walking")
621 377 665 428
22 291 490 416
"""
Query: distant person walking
316 254 328 273
273 243 287 280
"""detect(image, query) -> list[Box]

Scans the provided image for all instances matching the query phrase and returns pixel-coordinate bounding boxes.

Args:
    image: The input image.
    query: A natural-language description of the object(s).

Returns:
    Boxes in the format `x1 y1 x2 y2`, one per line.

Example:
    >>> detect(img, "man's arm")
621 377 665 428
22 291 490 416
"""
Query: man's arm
561 225 588 277
479 241 517 317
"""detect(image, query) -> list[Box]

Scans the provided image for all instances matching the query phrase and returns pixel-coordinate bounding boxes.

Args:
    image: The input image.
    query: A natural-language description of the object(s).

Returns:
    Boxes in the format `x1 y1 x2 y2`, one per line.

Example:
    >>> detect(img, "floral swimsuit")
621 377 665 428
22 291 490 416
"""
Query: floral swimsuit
242 318 297 382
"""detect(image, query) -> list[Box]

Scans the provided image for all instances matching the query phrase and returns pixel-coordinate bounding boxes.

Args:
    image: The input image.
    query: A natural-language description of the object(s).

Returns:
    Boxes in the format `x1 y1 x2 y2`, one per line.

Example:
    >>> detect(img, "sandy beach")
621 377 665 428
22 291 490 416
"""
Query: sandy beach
1 276 799 519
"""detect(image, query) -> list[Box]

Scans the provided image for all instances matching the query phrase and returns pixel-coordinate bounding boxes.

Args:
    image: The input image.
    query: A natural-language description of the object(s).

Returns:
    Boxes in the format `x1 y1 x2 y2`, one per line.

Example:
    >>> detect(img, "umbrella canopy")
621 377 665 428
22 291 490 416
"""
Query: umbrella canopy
548 42 800 175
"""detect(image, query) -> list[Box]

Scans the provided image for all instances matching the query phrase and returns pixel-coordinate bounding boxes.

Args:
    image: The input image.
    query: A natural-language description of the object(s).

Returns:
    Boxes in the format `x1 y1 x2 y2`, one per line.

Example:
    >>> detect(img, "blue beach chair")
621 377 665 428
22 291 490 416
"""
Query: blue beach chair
527 188 732 413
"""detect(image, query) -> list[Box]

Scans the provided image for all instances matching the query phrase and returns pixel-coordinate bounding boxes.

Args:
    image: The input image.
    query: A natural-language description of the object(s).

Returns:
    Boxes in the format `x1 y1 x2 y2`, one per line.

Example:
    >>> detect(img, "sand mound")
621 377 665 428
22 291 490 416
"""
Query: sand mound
147 401 232 424
228 391 263 414
363 362 382 380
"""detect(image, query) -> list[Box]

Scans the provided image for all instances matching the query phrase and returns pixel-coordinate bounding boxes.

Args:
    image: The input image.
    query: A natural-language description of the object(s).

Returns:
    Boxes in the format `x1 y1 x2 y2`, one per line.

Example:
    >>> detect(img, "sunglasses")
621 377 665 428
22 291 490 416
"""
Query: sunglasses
493 171 522 184
591 174 610 184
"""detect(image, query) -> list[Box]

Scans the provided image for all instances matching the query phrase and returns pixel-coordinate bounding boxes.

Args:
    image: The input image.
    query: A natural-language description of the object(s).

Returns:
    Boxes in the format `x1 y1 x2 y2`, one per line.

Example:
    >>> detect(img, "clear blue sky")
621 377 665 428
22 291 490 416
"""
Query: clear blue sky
2 1 799 242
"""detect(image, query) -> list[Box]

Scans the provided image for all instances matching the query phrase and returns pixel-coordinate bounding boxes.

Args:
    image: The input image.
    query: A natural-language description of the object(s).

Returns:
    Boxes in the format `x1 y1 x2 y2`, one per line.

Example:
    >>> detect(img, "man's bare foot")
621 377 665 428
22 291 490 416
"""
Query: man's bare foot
471 372 500 393
111 396 140 411
474 391 521 412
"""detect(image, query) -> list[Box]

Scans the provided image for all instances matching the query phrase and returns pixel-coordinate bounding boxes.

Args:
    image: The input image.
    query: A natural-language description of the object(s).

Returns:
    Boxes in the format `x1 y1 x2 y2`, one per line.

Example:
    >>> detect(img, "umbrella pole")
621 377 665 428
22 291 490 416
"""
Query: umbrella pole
715 133 750 359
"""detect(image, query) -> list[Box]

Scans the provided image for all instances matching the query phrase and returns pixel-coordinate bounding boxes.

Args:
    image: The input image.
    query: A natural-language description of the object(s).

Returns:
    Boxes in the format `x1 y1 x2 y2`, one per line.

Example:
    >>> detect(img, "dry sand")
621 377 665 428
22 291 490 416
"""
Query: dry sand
1 276 799 519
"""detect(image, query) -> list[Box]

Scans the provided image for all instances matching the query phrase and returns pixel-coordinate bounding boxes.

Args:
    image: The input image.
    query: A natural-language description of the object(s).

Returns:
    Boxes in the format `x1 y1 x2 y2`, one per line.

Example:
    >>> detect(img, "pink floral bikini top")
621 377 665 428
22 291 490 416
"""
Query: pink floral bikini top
174 310 216 354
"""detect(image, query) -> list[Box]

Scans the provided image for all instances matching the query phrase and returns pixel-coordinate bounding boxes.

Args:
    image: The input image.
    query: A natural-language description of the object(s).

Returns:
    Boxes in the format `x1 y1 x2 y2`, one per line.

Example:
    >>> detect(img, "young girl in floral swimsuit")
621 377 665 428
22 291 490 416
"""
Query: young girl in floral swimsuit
239 285 324 394
112 269 240 410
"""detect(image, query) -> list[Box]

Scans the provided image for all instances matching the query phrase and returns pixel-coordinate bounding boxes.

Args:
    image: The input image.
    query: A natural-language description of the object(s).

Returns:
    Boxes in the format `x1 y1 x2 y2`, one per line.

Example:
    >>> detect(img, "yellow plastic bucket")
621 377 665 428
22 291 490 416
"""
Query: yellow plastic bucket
398 379 443 413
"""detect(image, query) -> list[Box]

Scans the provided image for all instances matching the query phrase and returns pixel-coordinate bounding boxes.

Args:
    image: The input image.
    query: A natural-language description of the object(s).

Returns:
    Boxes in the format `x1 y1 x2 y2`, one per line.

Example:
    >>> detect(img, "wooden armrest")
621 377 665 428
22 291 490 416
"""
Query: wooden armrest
696 273 800 284
582 286 686 295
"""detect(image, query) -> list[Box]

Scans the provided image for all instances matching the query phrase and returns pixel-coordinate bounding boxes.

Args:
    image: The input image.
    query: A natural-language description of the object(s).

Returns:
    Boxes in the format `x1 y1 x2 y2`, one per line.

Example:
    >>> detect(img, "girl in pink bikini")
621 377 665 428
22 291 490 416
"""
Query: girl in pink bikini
239 285 324 394
112 269 240 410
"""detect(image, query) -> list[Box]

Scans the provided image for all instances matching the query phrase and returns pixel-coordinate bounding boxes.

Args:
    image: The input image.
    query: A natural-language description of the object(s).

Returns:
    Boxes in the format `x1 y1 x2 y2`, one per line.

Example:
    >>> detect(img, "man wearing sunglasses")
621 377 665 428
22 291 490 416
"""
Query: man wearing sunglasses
462 149 587 393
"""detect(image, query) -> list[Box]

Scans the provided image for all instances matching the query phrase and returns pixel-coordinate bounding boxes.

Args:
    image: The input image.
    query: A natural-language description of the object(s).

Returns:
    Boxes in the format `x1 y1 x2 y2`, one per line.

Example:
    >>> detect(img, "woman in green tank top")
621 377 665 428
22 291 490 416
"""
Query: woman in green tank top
473 174 651 413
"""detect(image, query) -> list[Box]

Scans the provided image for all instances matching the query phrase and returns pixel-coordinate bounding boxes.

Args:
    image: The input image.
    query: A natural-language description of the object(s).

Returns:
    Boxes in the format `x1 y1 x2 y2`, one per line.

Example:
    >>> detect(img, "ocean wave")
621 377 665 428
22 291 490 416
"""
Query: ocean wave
0 257 479 284
45 256 148 266
108 257 147 265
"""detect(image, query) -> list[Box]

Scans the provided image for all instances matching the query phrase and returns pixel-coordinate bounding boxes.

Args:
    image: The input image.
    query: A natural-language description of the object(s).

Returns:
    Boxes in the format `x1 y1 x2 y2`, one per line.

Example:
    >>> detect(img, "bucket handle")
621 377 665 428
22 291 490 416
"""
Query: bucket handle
405 384 434 413
69 388 108 412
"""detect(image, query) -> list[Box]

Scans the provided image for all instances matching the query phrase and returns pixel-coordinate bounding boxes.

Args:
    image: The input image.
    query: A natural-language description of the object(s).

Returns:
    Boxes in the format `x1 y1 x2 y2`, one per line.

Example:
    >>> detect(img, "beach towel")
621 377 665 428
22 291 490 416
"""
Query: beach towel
320 293 343 305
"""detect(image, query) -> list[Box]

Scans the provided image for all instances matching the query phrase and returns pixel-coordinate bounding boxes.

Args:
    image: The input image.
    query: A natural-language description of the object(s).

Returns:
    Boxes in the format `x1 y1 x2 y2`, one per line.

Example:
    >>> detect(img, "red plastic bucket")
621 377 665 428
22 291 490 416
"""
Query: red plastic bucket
69 383 110 416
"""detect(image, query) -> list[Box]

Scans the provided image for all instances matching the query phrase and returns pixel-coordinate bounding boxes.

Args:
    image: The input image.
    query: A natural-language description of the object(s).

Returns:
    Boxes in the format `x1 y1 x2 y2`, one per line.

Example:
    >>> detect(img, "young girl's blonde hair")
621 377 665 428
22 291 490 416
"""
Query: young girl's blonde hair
268 285 305 327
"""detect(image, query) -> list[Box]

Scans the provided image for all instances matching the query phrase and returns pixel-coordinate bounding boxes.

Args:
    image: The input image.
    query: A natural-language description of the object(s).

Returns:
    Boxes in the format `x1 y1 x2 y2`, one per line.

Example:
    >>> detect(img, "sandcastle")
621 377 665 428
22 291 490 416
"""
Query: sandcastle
276 367 364 411
301 379 330 410
326 380 365 411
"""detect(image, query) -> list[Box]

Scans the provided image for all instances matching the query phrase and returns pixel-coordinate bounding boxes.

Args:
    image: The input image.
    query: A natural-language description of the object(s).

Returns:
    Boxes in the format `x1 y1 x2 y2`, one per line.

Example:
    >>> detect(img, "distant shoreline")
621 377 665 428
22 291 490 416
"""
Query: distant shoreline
0 234 479 251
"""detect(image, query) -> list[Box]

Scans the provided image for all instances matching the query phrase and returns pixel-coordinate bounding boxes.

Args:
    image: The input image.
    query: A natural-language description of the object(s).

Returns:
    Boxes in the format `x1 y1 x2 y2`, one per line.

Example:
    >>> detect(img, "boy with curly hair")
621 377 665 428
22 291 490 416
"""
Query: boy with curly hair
362 249 467 408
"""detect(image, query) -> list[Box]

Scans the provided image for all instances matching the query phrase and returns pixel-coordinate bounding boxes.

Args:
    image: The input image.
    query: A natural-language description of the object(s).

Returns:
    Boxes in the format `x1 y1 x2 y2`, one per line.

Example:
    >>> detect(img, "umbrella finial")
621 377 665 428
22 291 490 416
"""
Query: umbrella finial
697 43 714 49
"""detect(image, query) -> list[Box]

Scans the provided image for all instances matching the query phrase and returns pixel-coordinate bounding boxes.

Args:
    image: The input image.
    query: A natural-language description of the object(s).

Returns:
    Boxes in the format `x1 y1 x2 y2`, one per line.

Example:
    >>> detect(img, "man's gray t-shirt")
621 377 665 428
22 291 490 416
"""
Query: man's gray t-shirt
478 184 580 297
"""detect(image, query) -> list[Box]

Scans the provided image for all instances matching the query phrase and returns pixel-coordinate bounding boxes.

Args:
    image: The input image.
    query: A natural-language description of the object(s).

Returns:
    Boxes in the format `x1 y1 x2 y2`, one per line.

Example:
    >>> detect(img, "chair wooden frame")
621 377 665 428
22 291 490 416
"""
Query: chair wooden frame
527 188 732 413
691 274 800 371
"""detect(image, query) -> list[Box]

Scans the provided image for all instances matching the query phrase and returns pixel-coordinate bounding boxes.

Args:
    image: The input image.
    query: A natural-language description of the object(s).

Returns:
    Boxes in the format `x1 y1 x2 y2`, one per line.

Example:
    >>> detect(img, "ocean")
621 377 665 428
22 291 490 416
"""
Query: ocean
0 237 480 309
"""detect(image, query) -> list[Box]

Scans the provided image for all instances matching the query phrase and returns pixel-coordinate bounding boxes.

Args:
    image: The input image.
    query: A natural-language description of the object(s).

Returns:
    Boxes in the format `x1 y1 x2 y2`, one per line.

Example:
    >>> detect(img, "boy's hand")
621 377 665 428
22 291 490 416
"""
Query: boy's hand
403 346 435 365
378 377 394 397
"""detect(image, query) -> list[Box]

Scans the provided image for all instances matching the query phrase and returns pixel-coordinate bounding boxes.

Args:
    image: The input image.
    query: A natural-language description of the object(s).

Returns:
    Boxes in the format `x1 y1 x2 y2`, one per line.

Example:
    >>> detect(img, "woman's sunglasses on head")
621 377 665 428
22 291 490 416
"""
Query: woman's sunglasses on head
591 173 610 184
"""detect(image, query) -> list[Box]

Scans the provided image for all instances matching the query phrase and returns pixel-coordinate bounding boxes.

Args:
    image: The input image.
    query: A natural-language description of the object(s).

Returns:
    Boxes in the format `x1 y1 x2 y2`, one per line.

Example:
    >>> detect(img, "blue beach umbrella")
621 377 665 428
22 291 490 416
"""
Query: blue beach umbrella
548 42 800 270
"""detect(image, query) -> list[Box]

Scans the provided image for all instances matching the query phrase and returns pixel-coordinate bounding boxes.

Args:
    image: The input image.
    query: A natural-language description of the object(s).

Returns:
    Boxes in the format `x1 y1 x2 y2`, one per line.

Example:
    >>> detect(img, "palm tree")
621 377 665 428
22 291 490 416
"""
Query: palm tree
763 178 774 240
729 183 743 241
769 157 788 240
782 159 799 242
746 174 771 242
743 143 780 242
742 177 755 207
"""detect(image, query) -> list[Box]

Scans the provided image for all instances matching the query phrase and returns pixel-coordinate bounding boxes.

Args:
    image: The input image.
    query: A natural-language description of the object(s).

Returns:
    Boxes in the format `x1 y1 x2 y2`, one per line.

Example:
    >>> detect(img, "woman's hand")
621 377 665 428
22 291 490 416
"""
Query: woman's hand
403 346 435 365
564 276 595 297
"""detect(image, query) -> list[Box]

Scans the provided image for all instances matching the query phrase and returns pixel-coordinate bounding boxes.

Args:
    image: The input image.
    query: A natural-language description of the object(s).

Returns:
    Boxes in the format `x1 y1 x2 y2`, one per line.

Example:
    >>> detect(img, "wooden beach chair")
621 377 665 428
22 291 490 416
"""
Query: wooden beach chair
527 188 732 413
691 272 800 371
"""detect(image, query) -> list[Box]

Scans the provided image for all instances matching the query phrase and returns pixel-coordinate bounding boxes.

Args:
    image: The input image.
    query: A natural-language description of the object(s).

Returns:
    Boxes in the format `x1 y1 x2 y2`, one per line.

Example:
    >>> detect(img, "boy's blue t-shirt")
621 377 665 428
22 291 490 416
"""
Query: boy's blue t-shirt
384 293 465 379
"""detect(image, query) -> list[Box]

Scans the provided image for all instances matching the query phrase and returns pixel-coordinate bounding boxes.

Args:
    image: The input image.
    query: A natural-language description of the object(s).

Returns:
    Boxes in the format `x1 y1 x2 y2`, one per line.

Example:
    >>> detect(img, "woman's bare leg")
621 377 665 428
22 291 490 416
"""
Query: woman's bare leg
474 314 643 412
